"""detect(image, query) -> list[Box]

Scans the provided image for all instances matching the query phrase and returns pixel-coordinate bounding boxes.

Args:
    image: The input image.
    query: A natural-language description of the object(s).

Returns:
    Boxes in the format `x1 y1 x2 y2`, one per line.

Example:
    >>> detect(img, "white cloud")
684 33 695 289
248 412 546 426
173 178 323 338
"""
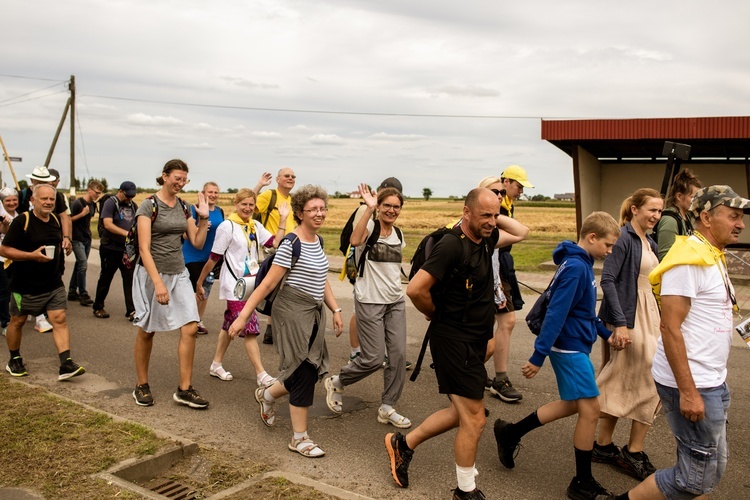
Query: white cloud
250 131 283 139
368 132 427 142
308 134 344 145
125 113 184 127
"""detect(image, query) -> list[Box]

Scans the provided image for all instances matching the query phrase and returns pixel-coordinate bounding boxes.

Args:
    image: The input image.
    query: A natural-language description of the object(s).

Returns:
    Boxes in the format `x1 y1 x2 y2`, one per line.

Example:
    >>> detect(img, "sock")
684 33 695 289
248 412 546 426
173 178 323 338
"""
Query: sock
263 388 276 403
380 404 393 414
615 493 630 500
350 347 361 357
293 431 308 441
211 361 222 370
332 375 344 390
10 349 20 359
456 463 477 493
495 371 508 381
59 350 71 364
574 447 593 481
256 370 269 385
510 410 543 440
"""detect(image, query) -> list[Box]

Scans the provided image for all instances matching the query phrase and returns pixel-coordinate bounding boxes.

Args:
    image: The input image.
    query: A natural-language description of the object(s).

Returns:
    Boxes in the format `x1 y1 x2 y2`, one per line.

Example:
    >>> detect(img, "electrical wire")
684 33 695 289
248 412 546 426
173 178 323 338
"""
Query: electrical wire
75 106 90 180
0 74 67 83
0 90 68 108
0 82 66 105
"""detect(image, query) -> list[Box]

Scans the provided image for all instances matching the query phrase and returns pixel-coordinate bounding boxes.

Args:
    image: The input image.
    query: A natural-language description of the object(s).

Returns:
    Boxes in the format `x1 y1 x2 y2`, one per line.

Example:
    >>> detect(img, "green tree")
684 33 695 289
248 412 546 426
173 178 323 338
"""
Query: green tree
422 187 433 201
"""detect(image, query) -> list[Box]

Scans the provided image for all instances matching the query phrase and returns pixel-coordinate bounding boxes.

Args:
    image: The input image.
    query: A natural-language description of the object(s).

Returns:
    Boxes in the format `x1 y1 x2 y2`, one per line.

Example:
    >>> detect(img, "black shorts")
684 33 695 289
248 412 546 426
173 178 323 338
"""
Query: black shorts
429 335 488 400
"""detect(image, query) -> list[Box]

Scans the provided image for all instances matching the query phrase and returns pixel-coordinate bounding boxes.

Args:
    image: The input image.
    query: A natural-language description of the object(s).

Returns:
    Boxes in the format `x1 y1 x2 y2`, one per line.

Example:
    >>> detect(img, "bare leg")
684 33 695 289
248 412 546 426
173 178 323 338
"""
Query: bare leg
134 328 155 385
46 309 71 353
243 335 266 377
196 296 208 321
212 329 232 364
596 412 618 446
289 404 309 434
5 315 27 351
492 312 515 373
626 475 666 500
349 313 359 350
405 405 459 451
627 420 651 453
177 321 198 390
451 395 486 467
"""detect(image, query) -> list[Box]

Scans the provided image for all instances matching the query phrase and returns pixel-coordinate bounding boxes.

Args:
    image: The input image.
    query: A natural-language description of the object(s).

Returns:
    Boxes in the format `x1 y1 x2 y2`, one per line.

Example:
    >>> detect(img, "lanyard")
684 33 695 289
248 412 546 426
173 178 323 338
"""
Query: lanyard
693 232 741 318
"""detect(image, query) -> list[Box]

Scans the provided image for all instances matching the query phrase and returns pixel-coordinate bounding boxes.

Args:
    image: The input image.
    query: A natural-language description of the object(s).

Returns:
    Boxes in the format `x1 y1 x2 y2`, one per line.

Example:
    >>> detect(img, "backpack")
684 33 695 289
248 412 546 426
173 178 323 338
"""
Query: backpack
651 209 688 245
409 225 475 382
254 233 324 316
525 264 564 336
3 211 61 270
341 220 403 284
253 189 277 228
122 195 190 269
96 193 117 240
339 203 370 255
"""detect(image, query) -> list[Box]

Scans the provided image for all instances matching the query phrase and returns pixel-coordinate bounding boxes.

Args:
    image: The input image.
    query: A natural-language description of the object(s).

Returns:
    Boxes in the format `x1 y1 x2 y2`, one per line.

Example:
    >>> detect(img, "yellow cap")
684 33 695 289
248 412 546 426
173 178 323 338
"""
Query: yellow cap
501 165 534 188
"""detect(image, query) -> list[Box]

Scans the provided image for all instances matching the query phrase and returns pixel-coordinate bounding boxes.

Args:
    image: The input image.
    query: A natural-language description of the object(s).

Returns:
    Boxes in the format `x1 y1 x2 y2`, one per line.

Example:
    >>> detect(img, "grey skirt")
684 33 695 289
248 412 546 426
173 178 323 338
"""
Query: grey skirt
132 266 199 332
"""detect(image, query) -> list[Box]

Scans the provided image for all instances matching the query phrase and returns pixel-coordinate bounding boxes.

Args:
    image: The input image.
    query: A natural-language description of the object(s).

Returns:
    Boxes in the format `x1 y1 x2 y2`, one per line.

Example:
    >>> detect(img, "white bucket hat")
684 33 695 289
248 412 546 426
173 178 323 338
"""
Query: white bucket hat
26 166 57 182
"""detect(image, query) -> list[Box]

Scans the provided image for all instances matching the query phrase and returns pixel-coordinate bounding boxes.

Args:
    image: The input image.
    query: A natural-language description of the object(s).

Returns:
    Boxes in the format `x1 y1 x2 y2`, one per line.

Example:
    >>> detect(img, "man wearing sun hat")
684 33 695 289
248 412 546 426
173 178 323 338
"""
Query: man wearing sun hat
487 165 534 404
619 185 748 499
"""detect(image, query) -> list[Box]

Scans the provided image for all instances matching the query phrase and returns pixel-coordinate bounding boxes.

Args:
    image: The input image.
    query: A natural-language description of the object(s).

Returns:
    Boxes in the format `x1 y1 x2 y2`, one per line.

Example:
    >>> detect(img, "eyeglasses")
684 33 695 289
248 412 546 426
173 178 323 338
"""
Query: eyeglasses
170 176 190 185
302 207 328 215
91 189 103 196
381 203 401 212
490 188 504 196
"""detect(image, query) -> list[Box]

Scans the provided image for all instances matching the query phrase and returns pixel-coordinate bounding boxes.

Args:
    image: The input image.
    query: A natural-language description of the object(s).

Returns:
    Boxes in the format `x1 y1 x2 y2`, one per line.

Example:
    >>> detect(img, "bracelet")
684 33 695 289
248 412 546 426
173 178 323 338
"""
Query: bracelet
333 308 342 313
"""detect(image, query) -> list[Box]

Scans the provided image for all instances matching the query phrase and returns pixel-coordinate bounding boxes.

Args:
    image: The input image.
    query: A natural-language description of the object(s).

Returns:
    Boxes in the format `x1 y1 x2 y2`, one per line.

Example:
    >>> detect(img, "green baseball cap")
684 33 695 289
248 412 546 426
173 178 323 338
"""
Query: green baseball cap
689 185 750 219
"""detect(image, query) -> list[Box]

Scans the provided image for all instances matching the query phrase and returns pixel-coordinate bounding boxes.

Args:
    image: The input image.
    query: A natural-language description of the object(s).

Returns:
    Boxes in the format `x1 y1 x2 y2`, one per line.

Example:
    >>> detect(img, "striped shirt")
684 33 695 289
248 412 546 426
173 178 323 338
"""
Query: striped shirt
274 236 329 301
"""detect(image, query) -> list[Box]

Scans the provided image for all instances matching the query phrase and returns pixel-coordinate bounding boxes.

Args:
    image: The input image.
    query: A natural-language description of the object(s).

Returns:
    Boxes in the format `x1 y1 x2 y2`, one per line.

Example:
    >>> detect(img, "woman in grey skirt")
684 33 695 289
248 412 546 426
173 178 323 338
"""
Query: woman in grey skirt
229 185 344 458
132 159 210 409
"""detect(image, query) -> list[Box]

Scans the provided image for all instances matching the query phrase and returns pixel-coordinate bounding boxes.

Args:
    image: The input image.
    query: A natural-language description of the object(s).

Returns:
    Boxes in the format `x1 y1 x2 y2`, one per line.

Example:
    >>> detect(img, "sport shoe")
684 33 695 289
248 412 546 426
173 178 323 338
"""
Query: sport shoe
493 418 521 469
133 383 154 406
173 386 209 409
6 356 28 377
484 377 493 391
93 309 110 319
35 316 53 333
405 360 413 371
347 351 361 364
592 442 621 465
566 476 614 499
615 445 656 480
385 432 413 488
67 291 80 301
58 358 85 381
489 377 523 402
196 321 208 335
378 407 412 429
262 326 273 344
453 487 487 500
79 293 93 307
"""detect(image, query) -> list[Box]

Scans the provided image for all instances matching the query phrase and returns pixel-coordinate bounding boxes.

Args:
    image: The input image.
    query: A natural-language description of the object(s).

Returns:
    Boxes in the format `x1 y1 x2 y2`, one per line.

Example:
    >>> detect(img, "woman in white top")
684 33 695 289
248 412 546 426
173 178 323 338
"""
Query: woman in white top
196 188 289 386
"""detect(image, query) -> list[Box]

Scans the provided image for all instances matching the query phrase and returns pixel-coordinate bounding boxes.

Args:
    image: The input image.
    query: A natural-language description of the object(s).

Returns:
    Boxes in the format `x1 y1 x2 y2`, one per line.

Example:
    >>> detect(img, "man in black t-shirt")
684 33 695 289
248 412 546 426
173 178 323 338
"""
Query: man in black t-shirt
385 188 529 498
0 184 85 381
68 180 104 306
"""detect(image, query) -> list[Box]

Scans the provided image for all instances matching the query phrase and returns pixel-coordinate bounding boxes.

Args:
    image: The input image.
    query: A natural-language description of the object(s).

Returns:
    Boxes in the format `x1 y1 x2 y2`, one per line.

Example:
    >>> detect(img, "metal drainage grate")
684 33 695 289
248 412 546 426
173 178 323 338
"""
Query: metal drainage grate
150 480 198 499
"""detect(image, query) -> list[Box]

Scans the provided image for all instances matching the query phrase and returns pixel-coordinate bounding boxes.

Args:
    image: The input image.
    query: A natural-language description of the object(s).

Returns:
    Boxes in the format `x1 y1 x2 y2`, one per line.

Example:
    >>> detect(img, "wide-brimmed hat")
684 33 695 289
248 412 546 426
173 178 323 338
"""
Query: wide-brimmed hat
26 166 57 182
689 185 750 218
501 165 534 188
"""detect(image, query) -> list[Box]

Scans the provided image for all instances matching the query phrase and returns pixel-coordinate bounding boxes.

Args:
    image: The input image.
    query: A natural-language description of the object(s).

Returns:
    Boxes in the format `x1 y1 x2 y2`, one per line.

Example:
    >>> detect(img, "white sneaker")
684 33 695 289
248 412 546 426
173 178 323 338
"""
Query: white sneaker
35 316 53 333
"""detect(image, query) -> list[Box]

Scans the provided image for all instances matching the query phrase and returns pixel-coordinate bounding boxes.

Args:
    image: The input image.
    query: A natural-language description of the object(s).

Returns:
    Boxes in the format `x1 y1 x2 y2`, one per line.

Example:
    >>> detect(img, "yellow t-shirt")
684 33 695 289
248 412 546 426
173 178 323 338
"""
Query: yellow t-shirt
254 189 295 233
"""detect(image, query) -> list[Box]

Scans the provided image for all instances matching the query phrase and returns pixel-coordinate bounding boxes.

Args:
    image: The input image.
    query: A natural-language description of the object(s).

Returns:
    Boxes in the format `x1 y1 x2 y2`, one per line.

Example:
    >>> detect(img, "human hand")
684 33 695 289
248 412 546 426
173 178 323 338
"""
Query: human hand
258 172 273 187
80 205 90 216
34 246 53 262
194 192 209 219
679 388 705 422
277 202 290 224
358 183 377 209
196 285 205 301
227 318 246 339
61 237 72 255
154 283 170 305
332 311 343 337
521 361 540 379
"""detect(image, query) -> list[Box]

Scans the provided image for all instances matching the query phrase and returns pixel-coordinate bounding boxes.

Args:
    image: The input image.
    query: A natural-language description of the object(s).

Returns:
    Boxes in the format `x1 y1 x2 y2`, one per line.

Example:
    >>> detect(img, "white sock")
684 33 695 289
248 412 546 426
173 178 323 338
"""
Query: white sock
293 431 308 441
211 361 222 370
263 388 276 403
332 375 344 390
380 404 393 414
256 370 269 385
456 463 476 493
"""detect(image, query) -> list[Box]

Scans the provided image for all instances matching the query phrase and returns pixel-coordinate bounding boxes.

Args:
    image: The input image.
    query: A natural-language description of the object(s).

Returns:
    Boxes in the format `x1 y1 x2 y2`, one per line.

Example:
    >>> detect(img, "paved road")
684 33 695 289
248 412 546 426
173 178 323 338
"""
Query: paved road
12 249 750 499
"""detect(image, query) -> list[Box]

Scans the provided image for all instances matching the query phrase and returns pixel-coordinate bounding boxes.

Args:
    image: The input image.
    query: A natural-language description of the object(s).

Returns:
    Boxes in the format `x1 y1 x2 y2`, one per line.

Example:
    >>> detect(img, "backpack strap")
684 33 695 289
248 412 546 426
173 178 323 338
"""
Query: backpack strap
262 190 278 228
355 220 382 279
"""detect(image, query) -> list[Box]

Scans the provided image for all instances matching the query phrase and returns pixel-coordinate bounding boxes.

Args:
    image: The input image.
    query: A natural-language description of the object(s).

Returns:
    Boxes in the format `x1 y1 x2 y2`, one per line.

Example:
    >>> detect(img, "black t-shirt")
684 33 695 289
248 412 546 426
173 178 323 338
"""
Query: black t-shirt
71 197 95 243
3 211 64 294
421 227 499 342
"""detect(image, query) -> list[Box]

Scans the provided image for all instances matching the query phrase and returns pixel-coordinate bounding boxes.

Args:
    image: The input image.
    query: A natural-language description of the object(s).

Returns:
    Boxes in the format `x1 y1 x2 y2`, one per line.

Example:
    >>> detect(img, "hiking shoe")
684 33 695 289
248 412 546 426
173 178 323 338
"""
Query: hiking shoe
484 377 493 391
348 352 361 364
592 442 621 465
93 309 110 319
489 377 523 403
58 358 85 381
262 326 273 345
67 291 80 301
133 383 154 406
6 356 28 377
615 446 656 480
79 293 93 307
127 311 136 322
493 418 521 469
196 321 208 335
566 476 614 499
453 487 487 500
35 316 53 332
173 386 209 409
385 432 413 488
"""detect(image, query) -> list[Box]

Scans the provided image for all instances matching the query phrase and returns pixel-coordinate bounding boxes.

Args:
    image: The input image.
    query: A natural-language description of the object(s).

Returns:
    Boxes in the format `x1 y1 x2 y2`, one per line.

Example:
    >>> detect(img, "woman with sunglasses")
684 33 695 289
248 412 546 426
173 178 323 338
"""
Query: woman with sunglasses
325 183 411 428
229 184 343 458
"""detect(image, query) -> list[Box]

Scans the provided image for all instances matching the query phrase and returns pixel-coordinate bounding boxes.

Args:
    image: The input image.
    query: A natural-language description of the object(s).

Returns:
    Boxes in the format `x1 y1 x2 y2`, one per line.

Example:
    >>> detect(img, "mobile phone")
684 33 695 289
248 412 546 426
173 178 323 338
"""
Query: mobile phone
736 317 750 347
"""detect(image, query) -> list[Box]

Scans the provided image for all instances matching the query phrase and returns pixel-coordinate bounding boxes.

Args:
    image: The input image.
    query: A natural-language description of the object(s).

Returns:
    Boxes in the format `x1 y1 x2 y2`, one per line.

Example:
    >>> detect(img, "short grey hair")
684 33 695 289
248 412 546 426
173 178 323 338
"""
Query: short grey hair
0 187 18 201
291 185 328 224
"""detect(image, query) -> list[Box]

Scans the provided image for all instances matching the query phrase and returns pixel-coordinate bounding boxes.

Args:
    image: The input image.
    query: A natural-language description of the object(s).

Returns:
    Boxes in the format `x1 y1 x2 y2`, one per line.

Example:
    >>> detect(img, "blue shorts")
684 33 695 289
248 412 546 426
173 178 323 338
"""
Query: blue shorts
549 351 599 401
654 382 729 498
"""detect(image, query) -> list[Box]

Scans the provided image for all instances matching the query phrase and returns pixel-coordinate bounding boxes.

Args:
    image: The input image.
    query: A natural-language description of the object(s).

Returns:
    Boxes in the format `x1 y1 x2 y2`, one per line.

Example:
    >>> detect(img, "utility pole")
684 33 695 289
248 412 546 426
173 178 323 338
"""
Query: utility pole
44 75 76 195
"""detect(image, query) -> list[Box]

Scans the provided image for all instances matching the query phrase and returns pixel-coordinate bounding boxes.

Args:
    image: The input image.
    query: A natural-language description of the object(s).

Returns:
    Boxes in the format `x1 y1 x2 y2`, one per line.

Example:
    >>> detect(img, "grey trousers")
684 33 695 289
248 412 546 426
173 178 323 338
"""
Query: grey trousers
339 298 407 406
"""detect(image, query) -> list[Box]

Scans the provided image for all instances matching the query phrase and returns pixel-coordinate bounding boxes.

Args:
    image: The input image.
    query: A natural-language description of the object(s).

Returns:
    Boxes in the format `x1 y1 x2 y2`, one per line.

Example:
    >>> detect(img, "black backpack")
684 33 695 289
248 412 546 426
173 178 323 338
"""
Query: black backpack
253 189 277 228
651 210 691 245
122 196 190 269
343 220 403 284
525 264 564 336
339 203 372 256
97 194 117 240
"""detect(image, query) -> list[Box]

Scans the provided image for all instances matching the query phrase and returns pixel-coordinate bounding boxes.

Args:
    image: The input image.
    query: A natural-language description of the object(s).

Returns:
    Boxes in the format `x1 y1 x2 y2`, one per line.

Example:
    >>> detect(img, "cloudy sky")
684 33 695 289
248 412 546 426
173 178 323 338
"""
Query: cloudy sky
3 1 749 198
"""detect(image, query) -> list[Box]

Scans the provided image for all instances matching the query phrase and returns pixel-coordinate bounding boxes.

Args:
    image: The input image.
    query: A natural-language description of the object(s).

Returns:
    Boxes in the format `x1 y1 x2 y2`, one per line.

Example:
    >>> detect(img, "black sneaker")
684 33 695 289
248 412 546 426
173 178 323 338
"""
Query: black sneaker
484 377 493 391
58 358 85 381
385 432 413 488
592 442 621 465
493 418 521 469
67 291 80 301
453 487 486 500
489 377 523 403
79 293 93 307
615 445 655 480
173 385 209 409
93 309 110 319
6 356 28 377
262 326 273 345
566 476 614 499
133 383 154 406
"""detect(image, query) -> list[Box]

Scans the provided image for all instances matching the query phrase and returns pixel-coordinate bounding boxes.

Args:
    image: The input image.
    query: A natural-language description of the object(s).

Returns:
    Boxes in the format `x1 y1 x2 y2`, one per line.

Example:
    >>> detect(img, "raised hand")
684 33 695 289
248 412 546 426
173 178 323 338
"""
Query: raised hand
358 183 377 209
194 192 209 219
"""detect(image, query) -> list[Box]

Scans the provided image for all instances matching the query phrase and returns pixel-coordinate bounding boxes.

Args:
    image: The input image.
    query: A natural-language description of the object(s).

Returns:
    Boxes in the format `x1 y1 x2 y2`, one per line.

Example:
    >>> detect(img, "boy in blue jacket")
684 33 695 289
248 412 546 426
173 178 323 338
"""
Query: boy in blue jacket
494 211 624 500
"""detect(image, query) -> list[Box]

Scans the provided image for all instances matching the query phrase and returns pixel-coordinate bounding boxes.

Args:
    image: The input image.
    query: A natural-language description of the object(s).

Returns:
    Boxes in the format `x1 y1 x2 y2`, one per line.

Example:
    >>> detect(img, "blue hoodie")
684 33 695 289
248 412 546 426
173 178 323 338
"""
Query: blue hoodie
529 240 612 367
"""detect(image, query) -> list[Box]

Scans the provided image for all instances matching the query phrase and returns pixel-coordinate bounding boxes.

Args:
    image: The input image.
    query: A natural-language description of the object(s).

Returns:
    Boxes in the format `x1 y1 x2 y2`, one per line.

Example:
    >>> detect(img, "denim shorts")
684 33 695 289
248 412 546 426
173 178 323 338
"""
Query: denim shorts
654 382 730 498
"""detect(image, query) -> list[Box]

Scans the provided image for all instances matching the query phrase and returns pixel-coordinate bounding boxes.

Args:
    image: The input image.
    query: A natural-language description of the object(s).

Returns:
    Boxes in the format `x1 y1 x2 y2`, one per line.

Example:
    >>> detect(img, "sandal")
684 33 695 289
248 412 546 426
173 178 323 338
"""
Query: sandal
209 364 233 381
288 437 326 458
324 376 343 414
254 386 275 426
377 408 412 429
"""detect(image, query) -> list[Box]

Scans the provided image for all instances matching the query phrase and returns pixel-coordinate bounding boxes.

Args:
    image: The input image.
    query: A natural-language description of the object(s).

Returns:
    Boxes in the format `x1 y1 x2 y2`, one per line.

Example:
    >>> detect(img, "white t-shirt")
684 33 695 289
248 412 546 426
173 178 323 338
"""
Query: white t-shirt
354 219 406 304
210 219 273 300
651 258 734 388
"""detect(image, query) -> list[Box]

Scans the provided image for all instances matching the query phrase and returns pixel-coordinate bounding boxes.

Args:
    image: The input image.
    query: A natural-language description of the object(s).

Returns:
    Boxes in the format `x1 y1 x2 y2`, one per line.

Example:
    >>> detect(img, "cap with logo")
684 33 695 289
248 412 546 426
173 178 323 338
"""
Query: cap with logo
689 185 750 219
26 166 57 182
378 177 403 193
119 181 137 198
501 165 534 188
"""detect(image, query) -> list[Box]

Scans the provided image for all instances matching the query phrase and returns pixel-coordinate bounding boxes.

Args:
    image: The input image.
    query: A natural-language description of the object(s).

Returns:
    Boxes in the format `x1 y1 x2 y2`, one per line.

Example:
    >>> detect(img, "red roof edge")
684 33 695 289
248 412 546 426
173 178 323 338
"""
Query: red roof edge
541 117 750 141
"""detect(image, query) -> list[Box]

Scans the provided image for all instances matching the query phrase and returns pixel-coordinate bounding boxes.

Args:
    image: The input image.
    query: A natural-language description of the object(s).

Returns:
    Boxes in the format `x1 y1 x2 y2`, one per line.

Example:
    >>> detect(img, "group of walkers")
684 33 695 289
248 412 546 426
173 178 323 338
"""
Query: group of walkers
1 159 747 499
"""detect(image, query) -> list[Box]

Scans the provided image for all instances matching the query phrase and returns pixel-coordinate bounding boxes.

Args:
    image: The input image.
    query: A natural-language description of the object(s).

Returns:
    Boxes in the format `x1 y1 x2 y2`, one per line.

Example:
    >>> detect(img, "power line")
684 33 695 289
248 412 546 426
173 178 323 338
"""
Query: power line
0 90 68 108
0 74 67 83
0 82 65 105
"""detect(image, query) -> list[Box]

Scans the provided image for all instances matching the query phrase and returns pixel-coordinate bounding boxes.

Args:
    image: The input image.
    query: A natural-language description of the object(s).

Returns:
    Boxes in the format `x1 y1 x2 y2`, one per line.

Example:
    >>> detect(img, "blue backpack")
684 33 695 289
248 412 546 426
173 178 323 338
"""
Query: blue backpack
255 233 324 315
